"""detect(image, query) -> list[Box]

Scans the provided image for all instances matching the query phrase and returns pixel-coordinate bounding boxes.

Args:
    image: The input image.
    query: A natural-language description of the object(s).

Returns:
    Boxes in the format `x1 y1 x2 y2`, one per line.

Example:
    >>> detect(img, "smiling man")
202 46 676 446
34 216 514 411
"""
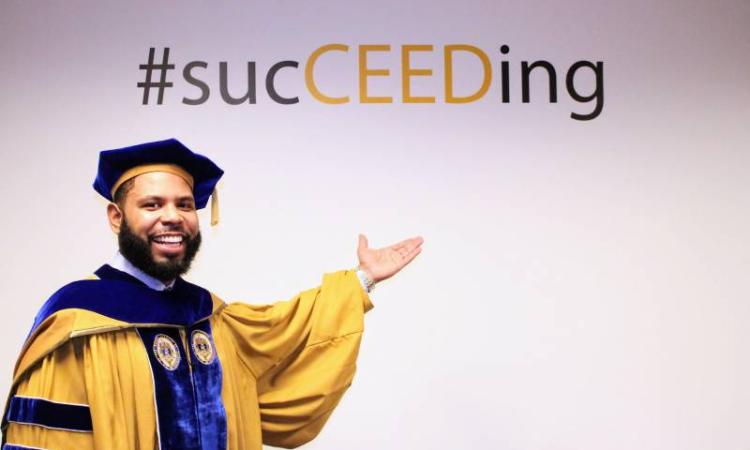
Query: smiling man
112 170 204 285
1 139 423 450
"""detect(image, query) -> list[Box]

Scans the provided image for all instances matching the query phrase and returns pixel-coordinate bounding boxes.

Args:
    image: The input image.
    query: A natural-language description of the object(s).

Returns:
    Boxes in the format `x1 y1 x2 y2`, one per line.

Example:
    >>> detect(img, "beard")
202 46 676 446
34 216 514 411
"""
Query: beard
118 216 202 282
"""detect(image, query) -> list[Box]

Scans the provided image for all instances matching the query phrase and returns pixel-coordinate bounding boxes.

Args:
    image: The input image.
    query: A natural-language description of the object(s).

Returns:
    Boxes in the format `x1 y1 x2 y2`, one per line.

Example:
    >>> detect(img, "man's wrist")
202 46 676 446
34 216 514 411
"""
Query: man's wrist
355 266 376 293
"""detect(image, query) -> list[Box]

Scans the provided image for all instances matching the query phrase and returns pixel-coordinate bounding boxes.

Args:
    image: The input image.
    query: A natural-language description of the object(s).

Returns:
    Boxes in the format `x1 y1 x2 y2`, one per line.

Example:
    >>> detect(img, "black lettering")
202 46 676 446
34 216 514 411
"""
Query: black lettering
566 61 604 121
220 62 257 105
521 60 557 103
266 60 299 105
182 61 209 105
500 45 510 103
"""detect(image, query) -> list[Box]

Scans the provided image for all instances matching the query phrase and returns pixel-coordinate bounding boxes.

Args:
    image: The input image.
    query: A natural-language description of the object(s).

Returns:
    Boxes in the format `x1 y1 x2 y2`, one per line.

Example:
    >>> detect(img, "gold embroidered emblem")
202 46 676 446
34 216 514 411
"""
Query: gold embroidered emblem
191 330 215 365
153 334 181 371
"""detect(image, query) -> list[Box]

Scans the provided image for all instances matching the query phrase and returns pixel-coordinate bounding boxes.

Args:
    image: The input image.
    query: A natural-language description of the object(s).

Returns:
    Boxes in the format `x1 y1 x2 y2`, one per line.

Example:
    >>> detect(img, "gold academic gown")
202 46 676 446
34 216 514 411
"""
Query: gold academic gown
1 264 372 450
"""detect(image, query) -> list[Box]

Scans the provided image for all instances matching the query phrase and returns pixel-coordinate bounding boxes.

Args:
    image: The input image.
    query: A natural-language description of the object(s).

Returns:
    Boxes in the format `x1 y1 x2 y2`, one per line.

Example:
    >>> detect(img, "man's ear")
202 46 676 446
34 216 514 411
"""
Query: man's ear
107 203 123 234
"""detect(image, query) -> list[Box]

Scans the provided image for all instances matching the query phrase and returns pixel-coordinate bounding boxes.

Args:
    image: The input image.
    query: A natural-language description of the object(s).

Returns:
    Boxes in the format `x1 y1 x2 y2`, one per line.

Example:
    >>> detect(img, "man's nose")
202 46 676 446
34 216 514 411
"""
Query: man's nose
160 204 183 224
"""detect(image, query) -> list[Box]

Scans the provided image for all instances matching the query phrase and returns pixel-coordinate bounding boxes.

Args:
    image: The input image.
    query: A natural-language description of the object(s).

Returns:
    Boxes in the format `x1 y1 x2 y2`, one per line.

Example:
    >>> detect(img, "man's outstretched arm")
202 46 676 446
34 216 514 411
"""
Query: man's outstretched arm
215 234 424 448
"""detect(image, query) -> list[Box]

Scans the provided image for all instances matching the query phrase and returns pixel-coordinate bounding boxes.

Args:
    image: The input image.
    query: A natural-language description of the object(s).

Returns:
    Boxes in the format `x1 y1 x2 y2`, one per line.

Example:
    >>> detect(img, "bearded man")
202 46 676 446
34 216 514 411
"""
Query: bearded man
1 139 423 450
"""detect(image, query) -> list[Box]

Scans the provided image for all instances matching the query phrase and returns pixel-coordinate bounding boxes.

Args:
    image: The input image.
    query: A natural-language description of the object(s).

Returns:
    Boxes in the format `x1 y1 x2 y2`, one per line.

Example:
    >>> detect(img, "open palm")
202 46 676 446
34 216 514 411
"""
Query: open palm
357 234 424 283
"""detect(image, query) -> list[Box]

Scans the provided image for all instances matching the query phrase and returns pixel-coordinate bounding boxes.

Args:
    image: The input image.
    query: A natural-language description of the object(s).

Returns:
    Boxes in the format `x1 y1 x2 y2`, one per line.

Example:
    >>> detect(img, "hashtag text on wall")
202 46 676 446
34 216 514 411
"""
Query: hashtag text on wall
138 45 605 121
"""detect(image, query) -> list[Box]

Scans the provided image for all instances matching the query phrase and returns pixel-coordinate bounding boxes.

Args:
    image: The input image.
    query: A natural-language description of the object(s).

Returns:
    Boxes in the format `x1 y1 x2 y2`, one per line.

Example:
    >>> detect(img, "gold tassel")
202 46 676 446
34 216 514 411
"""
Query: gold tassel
210 188 220 226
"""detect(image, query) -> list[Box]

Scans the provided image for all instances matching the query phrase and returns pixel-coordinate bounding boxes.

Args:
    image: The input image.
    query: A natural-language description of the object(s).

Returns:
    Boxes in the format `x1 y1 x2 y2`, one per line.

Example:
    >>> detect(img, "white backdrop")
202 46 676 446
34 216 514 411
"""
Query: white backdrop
1 1 749 449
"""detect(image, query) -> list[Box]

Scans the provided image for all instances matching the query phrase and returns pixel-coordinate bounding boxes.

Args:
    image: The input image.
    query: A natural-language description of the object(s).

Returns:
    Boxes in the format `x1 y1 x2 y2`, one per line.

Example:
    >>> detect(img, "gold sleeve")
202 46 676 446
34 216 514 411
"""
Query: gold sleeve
217 269 373 448
4 330 158 450
3 339 95 450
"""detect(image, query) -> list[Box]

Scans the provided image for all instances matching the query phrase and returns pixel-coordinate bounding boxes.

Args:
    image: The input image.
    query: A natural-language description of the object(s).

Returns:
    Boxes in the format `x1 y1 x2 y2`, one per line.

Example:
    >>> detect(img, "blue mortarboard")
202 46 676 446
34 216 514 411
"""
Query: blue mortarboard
93 138 224 225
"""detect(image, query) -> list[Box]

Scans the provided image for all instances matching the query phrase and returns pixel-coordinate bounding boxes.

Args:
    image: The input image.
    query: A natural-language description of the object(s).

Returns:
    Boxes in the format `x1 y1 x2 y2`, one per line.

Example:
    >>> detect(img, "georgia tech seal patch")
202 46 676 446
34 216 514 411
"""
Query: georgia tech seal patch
153 334 181 371
191 330 215 365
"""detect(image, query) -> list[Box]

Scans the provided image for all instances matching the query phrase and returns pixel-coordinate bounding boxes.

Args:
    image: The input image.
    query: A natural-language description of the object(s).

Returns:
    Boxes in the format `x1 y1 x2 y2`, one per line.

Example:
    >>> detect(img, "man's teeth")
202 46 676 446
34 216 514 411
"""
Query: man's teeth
153 235 184 244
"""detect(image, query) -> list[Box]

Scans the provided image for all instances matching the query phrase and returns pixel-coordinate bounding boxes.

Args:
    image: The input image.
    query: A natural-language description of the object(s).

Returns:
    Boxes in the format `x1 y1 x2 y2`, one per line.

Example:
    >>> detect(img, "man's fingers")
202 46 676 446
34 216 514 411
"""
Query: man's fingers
401 246 422 266
358 234 369 251
392 236 424 252
408 236 424 250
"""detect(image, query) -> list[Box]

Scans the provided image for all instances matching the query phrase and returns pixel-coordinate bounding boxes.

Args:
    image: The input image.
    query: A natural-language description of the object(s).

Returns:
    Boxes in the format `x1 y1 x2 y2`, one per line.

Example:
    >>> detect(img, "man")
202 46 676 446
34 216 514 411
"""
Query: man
1 139 423 450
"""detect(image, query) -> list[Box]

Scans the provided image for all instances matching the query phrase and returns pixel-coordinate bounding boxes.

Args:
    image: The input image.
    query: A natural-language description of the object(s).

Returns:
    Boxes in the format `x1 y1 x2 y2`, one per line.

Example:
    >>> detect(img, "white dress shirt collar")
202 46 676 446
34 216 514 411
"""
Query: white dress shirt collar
109 252 176 291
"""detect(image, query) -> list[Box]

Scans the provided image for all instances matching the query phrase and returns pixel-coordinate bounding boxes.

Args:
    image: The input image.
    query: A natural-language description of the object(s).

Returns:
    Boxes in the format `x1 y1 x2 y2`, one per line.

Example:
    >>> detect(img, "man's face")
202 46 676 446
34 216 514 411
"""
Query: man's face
114 172 201 281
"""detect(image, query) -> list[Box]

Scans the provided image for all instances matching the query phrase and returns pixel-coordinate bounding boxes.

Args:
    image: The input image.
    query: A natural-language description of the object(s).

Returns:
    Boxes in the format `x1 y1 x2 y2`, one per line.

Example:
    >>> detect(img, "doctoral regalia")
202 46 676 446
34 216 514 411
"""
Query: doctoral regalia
2 264 372 449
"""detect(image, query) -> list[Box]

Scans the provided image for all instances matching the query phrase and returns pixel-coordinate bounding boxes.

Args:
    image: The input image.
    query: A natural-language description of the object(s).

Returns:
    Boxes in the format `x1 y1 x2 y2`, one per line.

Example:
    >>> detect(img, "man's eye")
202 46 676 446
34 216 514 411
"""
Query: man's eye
143 202 159 209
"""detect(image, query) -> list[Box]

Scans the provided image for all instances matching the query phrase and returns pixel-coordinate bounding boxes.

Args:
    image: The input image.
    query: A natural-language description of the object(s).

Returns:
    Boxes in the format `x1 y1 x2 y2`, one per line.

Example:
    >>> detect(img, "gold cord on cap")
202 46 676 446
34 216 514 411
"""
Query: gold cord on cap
210 188 219 226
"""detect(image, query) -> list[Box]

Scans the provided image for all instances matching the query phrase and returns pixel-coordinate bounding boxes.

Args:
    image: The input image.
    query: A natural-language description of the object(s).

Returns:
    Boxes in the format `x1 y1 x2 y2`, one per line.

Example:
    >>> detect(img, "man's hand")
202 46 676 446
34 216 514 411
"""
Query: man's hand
357 234 424 283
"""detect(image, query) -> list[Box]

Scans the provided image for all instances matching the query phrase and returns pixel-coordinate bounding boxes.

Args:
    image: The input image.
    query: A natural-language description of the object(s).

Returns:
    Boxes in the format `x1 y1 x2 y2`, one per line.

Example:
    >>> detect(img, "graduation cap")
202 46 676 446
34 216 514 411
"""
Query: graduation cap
93 138 224 225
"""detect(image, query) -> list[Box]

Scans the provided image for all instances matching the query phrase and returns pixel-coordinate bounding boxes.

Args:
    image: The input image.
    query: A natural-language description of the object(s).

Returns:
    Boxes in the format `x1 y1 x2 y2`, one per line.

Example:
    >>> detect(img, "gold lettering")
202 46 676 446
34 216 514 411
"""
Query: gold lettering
359 45 392 103
444 44 491 103
402 45 435 103
306 44 350 104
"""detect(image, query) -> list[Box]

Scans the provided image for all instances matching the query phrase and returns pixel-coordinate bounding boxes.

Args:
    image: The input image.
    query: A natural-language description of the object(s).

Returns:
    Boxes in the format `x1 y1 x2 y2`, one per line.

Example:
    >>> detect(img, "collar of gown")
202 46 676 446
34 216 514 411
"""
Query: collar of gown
109 251 176 291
